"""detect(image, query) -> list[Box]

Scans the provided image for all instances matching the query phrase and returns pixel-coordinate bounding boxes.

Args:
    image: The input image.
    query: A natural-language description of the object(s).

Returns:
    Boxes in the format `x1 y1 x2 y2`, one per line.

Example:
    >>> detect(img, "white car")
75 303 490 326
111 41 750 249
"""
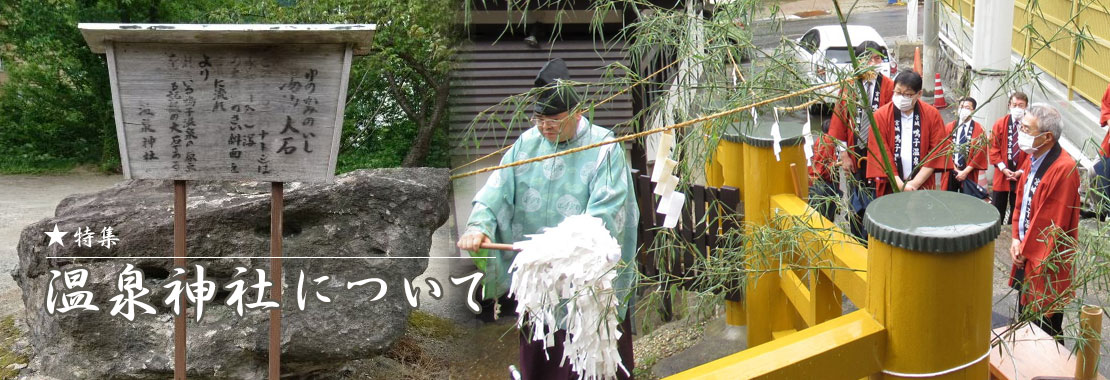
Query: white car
793 25 894 109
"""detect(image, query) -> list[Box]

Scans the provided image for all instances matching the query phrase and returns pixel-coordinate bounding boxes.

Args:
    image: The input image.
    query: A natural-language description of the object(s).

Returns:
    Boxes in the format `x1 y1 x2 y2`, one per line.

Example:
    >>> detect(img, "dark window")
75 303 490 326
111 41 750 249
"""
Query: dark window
799 30 819 54
824 47 852 64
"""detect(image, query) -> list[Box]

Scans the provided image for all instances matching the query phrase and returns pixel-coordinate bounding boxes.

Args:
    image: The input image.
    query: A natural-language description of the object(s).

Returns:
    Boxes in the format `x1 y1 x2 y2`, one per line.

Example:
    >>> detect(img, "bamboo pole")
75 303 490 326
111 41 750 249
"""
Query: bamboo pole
1075 304 1103 380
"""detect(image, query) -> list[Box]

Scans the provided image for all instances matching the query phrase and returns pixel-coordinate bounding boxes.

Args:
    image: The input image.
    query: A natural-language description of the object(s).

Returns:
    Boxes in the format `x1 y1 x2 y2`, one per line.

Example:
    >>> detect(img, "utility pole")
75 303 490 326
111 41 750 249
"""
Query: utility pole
906 0 918 41
969 0 1015 127
922 0 938 103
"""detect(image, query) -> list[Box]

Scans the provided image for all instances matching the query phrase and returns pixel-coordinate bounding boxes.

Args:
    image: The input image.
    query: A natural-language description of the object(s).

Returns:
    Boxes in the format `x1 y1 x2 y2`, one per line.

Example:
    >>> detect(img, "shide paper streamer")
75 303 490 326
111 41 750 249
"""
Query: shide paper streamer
651 131 683 228
771 108 782 161
508 215 627 380
802 111 814 166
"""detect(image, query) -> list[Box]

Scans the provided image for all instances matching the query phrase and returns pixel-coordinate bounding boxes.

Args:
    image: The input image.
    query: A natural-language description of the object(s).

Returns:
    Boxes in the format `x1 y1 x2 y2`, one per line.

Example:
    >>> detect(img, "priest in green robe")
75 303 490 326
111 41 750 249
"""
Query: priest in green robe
456 58 639 379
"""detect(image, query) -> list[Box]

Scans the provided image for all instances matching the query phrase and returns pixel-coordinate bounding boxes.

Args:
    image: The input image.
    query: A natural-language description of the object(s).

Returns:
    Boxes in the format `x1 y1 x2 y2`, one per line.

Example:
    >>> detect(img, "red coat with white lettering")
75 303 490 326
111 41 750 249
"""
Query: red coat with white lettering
808 133 839 184
938 120 989 190
828 76 894 150
866 101 947 196
988 115 1029 192
1008 145 1081 312
1098 83 1110 157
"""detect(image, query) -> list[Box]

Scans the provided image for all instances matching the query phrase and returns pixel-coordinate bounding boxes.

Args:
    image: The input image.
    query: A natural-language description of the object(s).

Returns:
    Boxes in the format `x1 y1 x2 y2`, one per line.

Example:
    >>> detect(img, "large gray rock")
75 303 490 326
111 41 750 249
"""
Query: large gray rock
14 168 450 379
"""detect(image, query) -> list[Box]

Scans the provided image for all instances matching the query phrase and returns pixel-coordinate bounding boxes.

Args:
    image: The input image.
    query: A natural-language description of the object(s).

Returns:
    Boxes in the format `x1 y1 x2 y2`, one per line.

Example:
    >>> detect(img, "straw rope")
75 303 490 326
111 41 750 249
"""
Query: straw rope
449 77 850 181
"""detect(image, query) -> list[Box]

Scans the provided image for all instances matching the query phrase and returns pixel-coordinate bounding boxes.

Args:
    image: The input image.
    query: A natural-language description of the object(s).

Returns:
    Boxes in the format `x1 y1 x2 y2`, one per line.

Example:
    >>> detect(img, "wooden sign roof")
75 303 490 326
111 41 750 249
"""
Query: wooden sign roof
79 23 376 55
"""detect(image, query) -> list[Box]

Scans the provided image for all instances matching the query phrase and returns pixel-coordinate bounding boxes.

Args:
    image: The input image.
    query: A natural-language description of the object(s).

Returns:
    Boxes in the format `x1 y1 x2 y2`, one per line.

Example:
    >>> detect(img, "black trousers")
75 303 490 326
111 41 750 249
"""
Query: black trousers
846 176 874 243
1018 299 1065 341
808 179 841 223
992 185 1017 224
945 171 961 192
1013 267 1065 342
518 316 635 380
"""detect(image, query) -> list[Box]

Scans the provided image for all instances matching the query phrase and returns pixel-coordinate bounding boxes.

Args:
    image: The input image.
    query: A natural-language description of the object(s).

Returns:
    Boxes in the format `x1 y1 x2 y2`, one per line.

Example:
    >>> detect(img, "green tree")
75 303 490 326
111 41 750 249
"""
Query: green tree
0 0 456 173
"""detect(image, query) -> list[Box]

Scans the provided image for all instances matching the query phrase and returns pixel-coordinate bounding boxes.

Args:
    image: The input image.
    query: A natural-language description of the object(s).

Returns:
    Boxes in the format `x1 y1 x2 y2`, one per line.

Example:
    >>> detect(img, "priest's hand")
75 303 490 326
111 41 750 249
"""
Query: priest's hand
457 231 491 253
1010 238 1024 265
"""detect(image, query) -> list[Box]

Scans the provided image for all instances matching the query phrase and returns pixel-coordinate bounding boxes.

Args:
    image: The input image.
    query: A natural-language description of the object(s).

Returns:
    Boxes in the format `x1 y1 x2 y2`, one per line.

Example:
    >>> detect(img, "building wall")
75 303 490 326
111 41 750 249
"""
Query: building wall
447 38 636 247
449 39 633 157
941 0 1110 105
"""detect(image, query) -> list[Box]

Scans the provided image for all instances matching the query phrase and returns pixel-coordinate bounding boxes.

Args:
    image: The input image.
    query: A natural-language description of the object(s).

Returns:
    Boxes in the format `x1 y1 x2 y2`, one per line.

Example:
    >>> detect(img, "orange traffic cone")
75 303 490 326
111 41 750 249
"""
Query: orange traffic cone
913 47 922 74
934 72 948 108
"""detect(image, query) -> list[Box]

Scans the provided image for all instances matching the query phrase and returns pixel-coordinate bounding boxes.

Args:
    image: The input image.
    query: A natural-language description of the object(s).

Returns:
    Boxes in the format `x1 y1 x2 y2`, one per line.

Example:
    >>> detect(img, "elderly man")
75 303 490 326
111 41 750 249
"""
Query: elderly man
828 40 894 240
457 58 639 379
1008 104 1081 339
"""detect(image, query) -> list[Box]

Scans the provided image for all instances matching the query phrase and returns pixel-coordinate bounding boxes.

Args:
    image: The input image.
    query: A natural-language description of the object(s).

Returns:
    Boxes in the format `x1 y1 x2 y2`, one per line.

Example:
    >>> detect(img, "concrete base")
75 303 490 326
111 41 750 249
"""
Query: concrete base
893 37 922 73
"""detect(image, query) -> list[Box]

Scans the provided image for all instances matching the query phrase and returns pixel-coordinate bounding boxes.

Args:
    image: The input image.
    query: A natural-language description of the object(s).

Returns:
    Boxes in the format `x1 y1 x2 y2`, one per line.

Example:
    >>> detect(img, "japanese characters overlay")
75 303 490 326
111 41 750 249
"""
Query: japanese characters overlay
114 43 345 182
42 224 487 321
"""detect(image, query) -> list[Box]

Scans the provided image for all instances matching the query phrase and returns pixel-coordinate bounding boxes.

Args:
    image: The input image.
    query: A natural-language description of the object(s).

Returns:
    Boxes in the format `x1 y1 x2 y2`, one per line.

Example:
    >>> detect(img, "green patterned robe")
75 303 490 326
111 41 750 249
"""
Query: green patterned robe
465 117 639 320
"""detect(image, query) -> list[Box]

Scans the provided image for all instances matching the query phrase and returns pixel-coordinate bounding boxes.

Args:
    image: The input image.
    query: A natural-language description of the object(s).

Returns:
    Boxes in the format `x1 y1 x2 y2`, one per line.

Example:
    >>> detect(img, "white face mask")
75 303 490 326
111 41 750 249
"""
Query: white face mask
958 108 972 121
893 94 915 112
1017 130 1044 153
1010 107 1025 121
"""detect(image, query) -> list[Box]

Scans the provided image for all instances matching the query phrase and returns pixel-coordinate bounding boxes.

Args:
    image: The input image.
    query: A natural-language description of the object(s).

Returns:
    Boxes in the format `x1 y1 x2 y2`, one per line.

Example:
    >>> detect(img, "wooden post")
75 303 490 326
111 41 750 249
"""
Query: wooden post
173 180 187 380
741 137 807 345
269 182 283 379
1075 304 1103 380
789 163 803 198
1065 0 1082 101
716 135 745 327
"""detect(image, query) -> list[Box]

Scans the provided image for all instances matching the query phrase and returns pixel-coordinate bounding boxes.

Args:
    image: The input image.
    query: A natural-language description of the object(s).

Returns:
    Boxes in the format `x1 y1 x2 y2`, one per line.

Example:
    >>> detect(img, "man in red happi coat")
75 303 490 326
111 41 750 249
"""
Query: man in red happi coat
938 97 989 195
808 119 841 222
1099 83 1110 157
1094 84 1110 221
1008 103 1081 340
866 70 947 196
989 93 1030 224
828 40 894 240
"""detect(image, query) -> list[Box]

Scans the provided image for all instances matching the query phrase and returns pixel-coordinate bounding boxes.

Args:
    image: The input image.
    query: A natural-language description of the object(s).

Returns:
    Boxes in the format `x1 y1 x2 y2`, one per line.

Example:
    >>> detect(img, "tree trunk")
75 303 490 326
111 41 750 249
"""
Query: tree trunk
401 84 449 167
401 121 436 167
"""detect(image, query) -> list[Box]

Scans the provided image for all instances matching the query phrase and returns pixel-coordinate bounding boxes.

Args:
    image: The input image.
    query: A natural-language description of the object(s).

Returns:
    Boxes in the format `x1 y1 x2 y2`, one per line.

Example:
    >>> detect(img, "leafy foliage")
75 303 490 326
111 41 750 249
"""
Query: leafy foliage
0 0 456 174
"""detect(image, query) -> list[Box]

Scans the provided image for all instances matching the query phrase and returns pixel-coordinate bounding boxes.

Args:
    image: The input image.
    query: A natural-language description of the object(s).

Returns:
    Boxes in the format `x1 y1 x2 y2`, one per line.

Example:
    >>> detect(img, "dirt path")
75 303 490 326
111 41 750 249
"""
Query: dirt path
0 172 123 317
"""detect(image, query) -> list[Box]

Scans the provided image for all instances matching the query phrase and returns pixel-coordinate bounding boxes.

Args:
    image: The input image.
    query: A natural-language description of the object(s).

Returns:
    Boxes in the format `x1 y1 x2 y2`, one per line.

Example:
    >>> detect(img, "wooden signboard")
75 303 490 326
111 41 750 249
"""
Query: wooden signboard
80 24 375 183
80 24 375 380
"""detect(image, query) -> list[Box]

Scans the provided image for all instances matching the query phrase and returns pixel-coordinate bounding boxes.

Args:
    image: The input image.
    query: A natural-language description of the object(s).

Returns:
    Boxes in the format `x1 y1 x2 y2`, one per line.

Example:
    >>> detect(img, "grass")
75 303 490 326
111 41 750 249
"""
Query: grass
372 311 517 379
0 156 79 175
0 316 28 379
407 310 460 340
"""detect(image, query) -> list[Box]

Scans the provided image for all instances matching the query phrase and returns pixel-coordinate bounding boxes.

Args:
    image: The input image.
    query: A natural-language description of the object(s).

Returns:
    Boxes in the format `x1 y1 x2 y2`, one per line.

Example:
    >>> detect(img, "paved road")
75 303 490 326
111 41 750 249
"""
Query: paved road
0 173 123 317
752 7 916 49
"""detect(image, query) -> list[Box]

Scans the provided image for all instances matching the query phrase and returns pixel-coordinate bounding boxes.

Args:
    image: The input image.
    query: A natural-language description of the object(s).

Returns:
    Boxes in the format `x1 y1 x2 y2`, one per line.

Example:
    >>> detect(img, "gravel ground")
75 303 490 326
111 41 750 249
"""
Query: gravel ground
0 172 123 318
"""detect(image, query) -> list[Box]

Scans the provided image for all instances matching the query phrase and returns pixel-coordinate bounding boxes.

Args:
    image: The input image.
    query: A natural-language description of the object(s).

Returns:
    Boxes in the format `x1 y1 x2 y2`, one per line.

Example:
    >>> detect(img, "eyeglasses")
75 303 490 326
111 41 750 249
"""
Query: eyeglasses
1019 123 1039 134
894 90 917 97
530 115 570 127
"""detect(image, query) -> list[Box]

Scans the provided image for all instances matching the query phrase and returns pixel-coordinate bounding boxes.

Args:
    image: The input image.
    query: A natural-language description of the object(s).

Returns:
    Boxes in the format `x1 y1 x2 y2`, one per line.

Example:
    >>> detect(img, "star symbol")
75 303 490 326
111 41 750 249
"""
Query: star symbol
45 224 68 247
